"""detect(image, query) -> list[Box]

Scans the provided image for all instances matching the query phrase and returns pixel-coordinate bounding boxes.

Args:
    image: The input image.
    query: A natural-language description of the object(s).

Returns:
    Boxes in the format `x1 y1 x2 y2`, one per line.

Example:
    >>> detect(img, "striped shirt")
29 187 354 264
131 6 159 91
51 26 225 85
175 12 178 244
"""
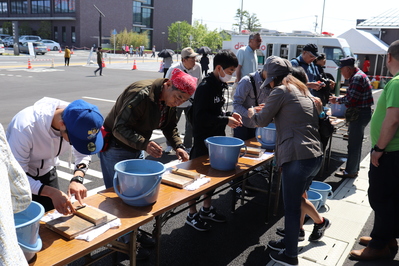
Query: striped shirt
337 68 374 108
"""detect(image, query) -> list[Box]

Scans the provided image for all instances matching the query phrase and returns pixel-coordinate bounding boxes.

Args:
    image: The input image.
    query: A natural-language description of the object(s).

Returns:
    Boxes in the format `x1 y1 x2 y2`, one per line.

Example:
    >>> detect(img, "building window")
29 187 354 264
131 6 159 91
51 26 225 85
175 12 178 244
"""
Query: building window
133 1 141 24
62 26 66 42
54 0 75 13
32 0 50 13
10 0 27 14
54 26 58 41
280 44 288 59
0 1 8 14
71 26 75 43
142 8 152 28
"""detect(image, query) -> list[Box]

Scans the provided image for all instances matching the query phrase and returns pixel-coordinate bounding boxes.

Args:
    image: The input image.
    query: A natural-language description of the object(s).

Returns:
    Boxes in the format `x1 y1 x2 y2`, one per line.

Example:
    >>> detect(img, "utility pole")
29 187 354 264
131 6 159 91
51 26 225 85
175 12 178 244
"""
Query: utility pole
93 5 105 47
320 0 326 34
239 0 244 33
314 15 318 33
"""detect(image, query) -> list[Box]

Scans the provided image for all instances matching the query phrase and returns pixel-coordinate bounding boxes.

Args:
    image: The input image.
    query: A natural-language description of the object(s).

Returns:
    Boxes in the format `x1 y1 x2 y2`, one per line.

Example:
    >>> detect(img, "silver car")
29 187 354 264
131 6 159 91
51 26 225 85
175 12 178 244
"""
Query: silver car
41 39 61 51
19 42 47 55
0 40 4 55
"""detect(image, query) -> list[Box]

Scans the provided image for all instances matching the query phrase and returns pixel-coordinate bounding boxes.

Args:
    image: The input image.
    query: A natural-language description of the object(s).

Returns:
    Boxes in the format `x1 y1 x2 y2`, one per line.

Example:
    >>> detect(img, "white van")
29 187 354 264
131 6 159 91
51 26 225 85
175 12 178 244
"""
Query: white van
223 31 354 81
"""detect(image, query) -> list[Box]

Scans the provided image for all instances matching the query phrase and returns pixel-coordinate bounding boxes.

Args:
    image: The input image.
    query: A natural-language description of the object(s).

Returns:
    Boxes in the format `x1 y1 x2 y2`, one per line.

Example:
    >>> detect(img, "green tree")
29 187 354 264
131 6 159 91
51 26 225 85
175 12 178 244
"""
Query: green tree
37 21 52 39
112 29 148 51
191 20 207 49
203 30 223 51
168 21 192 51
19 22 32 35
1 22 12 35
233 9 261 32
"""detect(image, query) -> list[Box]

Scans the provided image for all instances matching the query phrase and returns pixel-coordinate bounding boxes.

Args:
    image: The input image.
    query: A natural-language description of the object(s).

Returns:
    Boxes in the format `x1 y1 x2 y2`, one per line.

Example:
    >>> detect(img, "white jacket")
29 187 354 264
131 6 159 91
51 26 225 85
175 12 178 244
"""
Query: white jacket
0 123 31 266
6 97 91 195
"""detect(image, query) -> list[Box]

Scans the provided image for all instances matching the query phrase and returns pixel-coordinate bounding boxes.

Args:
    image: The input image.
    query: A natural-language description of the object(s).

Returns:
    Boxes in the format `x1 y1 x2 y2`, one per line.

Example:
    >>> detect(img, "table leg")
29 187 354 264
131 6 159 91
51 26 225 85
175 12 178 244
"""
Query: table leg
129 229 137 266
272 167 282 217
153 215 162 266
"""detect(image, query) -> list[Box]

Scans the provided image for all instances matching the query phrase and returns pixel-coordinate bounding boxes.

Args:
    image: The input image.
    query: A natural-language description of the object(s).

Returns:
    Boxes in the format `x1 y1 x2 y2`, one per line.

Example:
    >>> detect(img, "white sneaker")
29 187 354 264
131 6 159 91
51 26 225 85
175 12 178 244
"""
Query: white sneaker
164 146 173 153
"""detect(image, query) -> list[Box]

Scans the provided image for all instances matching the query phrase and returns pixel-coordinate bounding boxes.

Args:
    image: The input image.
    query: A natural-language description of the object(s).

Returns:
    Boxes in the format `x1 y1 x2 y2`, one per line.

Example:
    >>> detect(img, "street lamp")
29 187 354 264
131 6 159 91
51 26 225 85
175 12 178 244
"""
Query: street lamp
320 0 326 34
239 0 244 33
176 21 181 53
161 32 165 49
93 5 105 47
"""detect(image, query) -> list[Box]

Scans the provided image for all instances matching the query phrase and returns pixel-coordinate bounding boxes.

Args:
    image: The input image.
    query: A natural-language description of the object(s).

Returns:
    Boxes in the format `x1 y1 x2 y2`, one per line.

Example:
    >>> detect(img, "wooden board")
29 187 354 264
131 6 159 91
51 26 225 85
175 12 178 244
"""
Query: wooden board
241 147 265 158
171 168 200 179
46 215 95 240
75 206 107 225
46 206 118 239
162 173 195 188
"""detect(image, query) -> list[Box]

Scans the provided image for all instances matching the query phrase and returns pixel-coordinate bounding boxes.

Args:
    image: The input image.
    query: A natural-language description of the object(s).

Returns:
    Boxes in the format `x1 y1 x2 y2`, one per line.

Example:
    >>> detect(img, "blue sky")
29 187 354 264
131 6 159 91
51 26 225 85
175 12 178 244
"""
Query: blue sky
192 0 395 36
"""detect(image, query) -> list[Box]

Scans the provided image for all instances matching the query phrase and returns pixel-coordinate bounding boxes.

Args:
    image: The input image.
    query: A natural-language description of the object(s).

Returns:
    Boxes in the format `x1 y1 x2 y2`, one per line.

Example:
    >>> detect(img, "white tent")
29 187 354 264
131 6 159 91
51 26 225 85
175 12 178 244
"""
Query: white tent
338 28 388 54
338 28 389 76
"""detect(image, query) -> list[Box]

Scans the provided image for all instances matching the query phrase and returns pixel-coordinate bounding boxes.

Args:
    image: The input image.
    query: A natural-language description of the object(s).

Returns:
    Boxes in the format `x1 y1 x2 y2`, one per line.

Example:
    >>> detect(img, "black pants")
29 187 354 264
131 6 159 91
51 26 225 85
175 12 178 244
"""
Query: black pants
64 57 70 66
368 150 399 249
94 62 103 75
31 167 59 212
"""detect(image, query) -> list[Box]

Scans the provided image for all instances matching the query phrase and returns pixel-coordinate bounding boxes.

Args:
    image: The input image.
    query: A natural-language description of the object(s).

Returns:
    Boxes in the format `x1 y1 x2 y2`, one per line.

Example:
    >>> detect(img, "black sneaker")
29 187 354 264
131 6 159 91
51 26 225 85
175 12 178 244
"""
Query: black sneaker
137 231 155 248
276 227 305 241
309 217 331 242
267 239 286 251
186 212 210 231
269 250 298 266
136 246 150 261
199 206 226 222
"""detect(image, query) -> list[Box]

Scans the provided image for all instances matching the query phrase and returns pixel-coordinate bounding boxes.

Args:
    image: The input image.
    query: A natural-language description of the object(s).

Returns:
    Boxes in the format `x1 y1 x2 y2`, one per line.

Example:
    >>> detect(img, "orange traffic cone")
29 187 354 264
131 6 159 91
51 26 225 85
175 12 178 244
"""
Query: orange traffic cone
132 60 137 70
27 59 32 69
59 47 62 53
102 58 106 68
71 49 74 55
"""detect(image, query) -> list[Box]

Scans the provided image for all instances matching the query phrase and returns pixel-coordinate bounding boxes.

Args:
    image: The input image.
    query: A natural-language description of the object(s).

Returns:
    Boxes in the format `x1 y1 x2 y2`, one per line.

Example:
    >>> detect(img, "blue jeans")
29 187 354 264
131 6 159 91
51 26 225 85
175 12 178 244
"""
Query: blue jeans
281 156 322 257
345 107 371 175
98 139 144 189
368 150 399 249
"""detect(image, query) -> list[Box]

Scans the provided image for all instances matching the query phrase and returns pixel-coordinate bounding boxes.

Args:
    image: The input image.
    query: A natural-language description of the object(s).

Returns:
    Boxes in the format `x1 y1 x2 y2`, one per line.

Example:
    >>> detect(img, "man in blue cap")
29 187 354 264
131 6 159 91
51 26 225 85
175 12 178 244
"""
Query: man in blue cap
6 97 104 215
330 57 373 178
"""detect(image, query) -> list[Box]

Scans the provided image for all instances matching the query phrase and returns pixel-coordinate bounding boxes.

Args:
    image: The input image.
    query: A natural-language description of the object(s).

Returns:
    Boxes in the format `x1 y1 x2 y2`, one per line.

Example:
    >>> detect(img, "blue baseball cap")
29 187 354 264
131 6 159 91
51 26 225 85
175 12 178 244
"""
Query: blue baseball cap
63 100 104 155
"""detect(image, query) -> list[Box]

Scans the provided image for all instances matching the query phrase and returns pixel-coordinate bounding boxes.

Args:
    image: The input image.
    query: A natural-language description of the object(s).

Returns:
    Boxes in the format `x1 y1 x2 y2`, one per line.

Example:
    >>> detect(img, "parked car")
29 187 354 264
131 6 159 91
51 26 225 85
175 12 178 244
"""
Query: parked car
19 35 41 43
0 33 10 40
0 40 4 55
2 36 14 47
19 42 47 55
41 39 60 51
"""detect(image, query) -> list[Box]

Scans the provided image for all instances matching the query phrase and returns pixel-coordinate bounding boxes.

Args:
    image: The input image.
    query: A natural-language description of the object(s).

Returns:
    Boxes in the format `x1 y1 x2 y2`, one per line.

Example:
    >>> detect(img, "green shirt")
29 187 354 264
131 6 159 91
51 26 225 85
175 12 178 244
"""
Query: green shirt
370 72 399 151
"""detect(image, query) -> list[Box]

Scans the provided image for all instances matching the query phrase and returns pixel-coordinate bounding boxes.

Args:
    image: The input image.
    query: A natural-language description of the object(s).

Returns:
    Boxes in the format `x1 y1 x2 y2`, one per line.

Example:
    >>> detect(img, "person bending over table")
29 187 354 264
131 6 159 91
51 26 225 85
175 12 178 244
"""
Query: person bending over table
188 50 242 231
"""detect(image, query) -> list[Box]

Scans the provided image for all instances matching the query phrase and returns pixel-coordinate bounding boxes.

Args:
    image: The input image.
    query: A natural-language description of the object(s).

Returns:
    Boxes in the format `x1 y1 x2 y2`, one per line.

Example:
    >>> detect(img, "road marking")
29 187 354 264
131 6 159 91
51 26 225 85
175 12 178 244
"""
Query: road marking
83 96 116 103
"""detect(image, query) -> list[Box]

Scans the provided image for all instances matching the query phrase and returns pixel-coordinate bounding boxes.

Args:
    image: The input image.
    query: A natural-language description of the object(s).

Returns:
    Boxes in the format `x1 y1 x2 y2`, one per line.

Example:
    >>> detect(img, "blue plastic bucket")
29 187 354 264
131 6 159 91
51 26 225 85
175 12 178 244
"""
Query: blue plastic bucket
114 159 165 197
205 136 246 171
310 181 333 207
307 190 322 211
19 237 42 262
14 201 44 247
114 173 162 207
331 103 347 118
255 123 276 150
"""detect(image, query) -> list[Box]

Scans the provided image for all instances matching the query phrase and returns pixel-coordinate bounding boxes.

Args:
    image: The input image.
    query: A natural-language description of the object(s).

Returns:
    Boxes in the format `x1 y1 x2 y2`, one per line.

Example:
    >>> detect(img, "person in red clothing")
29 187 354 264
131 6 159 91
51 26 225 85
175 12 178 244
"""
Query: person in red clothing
362 56 370 75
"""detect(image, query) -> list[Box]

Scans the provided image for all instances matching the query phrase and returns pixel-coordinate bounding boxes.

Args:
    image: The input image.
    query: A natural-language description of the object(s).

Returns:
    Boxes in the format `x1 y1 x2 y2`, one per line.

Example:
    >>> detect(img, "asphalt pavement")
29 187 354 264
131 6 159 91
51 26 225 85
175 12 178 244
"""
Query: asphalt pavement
0 50 390 265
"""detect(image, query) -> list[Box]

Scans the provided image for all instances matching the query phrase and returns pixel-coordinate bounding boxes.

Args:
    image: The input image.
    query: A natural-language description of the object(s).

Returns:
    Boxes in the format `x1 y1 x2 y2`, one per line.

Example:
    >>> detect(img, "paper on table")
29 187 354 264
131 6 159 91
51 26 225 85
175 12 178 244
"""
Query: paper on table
75 218 121 242
184 177 211 191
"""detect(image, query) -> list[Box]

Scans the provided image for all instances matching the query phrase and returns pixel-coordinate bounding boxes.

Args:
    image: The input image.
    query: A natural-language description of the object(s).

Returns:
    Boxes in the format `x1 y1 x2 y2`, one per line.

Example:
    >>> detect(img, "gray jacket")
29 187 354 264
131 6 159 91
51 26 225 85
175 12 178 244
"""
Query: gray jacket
254 84 322 166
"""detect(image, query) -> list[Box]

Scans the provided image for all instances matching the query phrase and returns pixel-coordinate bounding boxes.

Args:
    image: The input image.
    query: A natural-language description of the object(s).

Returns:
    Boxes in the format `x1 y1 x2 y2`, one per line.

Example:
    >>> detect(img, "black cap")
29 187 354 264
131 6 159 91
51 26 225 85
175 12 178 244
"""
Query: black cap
338 57 355 69
303 43 320 57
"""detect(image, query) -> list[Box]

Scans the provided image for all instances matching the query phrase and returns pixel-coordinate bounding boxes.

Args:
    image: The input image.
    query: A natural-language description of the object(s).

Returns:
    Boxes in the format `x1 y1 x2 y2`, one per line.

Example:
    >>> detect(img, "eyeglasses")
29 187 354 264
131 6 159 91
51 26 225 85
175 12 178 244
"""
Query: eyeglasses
306 51 316 59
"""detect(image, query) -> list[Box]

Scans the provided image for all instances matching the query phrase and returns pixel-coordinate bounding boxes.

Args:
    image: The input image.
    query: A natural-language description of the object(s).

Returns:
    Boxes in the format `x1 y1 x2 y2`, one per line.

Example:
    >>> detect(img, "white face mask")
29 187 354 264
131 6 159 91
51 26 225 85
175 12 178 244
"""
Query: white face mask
219 68 233 83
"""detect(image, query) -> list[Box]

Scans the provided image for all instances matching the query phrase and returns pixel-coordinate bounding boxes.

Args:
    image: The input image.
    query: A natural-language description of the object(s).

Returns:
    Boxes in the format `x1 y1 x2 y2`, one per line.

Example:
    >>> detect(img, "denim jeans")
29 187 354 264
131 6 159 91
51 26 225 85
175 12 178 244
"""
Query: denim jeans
281 156 322 257
368 150 399 249
98 139 144 189
345 107 371 175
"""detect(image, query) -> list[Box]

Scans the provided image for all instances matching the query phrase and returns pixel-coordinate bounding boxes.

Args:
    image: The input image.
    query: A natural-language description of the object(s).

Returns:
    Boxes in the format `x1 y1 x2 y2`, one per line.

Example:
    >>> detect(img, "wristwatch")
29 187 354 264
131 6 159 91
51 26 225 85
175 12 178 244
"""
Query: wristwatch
70 175 84 184
373 145 385 152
